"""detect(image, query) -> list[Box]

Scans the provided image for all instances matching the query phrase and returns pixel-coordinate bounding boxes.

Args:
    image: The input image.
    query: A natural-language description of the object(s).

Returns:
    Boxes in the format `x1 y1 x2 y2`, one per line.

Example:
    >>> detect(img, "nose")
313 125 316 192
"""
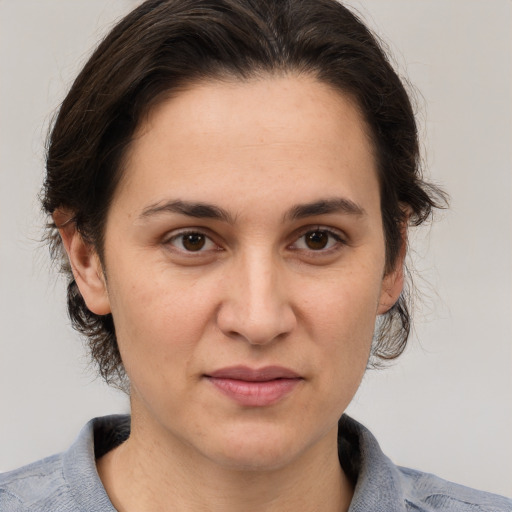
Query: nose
216 252 297 345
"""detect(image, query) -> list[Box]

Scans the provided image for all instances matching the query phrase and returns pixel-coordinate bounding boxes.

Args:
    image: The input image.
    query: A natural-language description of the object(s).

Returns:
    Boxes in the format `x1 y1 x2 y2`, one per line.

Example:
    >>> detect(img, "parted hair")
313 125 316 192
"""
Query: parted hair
43 0 446 387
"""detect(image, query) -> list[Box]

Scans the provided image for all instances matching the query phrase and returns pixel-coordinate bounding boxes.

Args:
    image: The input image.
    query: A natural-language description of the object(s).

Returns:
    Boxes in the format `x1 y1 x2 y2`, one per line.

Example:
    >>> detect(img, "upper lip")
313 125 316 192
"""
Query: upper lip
206 365 302 382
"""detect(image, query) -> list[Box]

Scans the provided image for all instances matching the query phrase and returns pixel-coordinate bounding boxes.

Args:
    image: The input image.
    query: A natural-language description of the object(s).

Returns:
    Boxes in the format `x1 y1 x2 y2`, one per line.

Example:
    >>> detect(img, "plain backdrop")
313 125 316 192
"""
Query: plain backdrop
1 0 511 497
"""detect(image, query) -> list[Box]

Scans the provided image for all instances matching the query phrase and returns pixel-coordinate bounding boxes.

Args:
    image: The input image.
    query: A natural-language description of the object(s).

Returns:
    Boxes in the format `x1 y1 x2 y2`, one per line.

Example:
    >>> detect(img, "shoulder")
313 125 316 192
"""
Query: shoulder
338 415 512 512
0 415 129 511
0 453 71 511
397 465 512 511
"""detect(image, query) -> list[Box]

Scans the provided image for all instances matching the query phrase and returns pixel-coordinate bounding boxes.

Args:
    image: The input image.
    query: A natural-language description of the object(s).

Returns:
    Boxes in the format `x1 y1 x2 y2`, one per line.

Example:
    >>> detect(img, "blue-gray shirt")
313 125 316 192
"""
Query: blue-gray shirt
1 415 510 511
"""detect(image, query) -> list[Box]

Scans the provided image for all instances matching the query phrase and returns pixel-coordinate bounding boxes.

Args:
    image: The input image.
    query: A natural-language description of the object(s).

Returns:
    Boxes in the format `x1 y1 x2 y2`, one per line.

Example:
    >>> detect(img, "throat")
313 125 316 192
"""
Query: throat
96 431 353 512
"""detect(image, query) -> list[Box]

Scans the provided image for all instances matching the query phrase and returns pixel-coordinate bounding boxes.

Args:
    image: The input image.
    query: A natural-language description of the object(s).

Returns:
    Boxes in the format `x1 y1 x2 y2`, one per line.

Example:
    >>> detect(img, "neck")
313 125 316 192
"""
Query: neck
97 416 353 512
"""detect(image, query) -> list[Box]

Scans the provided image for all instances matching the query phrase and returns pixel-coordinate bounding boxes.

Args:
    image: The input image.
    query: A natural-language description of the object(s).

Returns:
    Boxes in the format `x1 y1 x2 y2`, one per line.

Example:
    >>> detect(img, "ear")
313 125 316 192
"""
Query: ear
53 209 111 316
377 219 408 315
377 263 404 315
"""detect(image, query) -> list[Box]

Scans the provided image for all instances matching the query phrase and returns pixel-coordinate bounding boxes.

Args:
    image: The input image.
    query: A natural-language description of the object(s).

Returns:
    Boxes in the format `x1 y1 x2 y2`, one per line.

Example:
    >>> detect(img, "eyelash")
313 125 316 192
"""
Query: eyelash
163 226 347 256
289 227 346 253
164 229 220 253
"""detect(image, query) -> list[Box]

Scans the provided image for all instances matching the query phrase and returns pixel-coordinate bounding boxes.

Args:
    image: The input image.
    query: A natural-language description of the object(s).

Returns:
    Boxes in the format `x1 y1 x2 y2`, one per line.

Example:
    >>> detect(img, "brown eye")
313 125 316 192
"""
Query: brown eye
291 228 343 252
167 231 216 253
181 233 206 251
305 230 330 250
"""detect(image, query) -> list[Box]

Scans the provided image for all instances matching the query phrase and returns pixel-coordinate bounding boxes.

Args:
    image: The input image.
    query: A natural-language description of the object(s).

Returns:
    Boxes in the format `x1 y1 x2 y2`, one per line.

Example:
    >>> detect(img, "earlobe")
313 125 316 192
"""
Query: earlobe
53 209 111 316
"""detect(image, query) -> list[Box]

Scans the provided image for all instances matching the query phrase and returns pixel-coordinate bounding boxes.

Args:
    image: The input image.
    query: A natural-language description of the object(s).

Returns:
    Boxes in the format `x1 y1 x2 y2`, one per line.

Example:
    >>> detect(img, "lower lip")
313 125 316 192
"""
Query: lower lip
206 377 301 407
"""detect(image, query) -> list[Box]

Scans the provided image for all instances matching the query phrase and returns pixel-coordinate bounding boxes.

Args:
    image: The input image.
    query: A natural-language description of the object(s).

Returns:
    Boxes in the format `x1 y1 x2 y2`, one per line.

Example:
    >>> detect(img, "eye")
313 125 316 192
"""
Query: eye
166 231 218 252
291 228 344 251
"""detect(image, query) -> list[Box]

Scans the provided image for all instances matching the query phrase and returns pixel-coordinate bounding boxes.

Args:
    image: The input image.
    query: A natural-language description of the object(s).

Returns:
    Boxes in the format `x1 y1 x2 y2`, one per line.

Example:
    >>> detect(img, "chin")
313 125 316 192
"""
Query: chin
200 420 318 472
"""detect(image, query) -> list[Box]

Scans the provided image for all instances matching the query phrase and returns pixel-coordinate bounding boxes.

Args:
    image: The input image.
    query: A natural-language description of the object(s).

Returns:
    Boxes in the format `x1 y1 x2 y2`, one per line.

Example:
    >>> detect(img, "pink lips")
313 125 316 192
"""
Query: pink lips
205 366 302 407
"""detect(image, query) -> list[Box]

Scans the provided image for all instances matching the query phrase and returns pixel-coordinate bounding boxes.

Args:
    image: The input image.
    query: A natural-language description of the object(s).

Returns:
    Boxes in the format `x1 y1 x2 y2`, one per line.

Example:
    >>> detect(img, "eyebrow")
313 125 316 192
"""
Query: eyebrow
139 196 365 224
140 200 235 223
285 197 366 221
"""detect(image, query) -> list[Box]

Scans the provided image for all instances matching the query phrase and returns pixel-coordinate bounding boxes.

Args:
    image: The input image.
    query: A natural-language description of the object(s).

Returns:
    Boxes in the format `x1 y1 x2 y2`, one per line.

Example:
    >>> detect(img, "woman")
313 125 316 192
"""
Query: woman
1 0 510 510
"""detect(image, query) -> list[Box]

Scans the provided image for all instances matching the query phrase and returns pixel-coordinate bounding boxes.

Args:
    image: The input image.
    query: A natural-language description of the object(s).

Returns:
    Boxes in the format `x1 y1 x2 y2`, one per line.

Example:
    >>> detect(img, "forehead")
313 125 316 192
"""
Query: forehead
115 75 379 217
132 74 373 159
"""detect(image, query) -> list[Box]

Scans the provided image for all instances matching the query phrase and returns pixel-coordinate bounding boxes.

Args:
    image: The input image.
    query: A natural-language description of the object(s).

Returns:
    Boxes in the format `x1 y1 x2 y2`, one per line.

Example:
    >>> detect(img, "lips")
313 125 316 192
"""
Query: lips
205 366 302 407
207 365 301 381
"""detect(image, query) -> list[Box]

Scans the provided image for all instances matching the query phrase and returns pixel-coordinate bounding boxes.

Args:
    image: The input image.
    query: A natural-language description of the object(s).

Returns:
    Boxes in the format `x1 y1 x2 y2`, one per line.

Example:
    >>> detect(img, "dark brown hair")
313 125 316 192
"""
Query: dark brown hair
43 0 446 386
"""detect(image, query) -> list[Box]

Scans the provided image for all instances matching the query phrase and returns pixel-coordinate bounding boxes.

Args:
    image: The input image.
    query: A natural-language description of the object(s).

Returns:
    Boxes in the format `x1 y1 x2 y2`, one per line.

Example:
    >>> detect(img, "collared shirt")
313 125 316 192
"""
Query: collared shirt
1 415 510 511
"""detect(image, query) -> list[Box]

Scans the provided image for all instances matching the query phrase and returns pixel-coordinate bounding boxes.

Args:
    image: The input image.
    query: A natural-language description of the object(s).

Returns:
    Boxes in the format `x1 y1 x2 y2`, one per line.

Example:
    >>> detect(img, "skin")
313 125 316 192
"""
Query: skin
59 75 404 512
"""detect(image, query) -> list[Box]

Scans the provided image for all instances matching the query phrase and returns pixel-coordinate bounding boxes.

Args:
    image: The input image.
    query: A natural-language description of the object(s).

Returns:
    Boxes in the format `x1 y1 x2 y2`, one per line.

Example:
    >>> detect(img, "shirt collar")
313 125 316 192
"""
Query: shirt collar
339 415 408 511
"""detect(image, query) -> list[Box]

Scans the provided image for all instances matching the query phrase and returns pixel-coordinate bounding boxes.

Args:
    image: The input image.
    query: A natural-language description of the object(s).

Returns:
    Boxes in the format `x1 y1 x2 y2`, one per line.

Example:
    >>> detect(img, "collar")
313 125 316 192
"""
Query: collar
63 414 407 511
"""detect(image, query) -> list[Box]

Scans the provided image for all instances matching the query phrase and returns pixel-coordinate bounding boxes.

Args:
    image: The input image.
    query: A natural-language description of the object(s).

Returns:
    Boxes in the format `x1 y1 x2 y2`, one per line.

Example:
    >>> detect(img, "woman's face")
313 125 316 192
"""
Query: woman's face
80 76 402 470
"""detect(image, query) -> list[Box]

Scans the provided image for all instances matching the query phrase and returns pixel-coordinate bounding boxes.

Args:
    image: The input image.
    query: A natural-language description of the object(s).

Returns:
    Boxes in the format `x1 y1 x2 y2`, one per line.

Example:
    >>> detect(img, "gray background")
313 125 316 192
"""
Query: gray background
1 0 511 497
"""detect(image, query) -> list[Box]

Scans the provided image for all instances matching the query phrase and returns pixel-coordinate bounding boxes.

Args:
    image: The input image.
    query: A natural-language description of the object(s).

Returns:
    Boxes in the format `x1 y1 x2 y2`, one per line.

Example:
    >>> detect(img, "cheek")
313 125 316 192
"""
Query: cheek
106 268 216 384
301 267 382 392
304 263 382 338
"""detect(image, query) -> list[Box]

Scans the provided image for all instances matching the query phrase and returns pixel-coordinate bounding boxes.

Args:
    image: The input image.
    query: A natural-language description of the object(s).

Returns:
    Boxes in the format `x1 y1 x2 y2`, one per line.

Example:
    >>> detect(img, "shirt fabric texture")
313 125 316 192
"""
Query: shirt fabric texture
1 415 510 511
